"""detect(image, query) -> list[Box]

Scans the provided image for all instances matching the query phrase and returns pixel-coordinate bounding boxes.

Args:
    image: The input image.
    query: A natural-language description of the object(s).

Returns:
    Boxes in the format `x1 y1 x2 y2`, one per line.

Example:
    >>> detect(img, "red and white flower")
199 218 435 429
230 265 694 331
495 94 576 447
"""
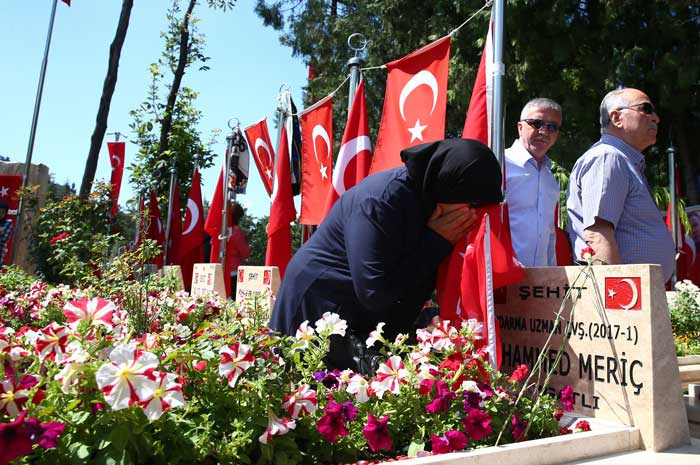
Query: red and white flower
96 343 159 410
0 379 30 417
35 322 70 361
138 371 186 420
258 410 296 444
54 341 90 394
314 312 347 337
294 320 315 350
63 297 115 330
347 374 372 403
283 384 318 418
219 342 255 388
371 355 410 398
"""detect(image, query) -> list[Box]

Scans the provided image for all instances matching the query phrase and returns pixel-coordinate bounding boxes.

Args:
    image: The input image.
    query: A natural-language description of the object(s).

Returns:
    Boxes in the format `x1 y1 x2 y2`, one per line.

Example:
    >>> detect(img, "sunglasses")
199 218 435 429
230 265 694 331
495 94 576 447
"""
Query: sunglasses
521 119 560 133
615 102 656 115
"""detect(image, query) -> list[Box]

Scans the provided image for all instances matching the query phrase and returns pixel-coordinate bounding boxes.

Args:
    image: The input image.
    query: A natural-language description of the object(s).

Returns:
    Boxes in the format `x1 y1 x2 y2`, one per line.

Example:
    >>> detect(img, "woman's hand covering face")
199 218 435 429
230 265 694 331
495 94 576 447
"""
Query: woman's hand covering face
427 203 477 245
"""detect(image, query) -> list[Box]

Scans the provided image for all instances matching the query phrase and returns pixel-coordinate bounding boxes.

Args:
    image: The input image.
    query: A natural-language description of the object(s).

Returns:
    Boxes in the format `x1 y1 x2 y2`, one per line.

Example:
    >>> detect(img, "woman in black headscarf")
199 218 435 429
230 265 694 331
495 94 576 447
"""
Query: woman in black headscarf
270 138 503 369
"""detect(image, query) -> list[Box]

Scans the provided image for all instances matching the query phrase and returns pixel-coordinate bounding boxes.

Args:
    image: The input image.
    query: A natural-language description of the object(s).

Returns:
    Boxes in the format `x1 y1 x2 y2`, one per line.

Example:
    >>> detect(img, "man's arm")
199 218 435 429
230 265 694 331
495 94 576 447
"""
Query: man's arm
583 218 621 264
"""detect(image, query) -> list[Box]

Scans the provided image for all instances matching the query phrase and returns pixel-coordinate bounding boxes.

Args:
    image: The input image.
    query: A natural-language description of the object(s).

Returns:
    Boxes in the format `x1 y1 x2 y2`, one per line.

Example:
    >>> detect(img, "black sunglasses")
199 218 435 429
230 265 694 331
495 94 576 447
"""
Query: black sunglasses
615 102 656 115
521 119 560 133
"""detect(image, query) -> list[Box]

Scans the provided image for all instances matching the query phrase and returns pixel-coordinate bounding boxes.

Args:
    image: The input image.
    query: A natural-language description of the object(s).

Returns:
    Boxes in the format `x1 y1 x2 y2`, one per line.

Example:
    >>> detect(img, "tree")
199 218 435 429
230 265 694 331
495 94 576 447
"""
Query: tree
254 1 700 203
80 0 135 199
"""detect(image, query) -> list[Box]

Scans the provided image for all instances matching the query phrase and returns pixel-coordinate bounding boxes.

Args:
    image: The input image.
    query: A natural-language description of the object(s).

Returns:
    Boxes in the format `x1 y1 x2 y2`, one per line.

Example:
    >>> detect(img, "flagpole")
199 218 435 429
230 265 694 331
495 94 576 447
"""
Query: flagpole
12 0 60 264
483 214 498 368
163 161 177 266
490 0 506 169
347 33 366 109
667 144 678 285
218 125 235 265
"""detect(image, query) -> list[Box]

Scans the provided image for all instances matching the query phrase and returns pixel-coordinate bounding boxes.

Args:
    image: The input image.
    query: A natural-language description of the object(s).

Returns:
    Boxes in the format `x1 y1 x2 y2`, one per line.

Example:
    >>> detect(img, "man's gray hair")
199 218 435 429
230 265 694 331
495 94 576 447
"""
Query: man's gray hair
599 89 630 133
519 98 562 121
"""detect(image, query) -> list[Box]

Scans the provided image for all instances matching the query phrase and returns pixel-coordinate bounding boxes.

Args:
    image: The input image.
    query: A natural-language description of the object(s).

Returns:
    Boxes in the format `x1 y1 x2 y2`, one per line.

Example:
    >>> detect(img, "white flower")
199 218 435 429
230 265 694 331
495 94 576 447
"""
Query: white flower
346 374 371 403
366 322 386 348
314 312 347 337
460 319 484 341
96 343 159 410
219 342 255 388
294 320 315 349
259 411 296 444
139 372 186 421
55 341 90 394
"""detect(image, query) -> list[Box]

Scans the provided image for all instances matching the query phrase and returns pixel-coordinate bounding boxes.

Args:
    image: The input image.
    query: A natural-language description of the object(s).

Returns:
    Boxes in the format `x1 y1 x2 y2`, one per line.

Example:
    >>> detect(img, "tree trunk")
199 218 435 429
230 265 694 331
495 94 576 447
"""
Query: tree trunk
158 0 197 162
80 0 134 199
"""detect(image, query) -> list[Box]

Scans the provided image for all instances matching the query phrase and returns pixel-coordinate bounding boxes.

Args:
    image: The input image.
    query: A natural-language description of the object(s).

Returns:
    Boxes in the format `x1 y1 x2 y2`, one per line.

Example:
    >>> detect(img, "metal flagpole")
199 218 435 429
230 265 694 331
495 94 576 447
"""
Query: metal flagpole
668 144 678 285
483 214 498 368
347 33 366 110
218 123 236 265
12 0 60 264
163 161 177 266
491 0 506 169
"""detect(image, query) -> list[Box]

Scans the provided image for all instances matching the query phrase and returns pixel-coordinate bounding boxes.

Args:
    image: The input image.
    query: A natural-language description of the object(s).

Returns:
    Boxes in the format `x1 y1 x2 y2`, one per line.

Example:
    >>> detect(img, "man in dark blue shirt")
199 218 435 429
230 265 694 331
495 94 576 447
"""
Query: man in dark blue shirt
270 139 503 368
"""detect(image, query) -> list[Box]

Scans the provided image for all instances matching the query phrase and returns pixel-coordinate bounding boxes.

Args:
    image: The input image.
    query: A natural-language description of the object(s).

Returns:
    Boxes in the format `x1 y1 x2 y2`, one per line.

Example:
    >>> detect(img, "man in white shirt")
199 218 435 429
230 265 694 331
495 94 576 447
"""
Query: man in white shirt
505 98 562 266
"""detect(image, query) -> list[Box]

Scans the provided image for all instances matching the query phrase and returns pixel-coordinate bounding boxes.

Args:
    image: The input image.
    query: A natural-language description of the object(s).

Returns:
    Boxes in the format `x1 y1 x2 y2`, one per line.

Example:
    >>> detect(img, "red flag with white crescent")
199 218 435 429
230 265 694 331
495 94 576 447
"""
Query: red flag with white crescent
462 18 493 145
166 184 181 266
146 190 165 267
266 121 297 277
179 167 204 290
107 141 125 217
300 95 333 225
0 175 22 266
244 118 276 197
323 79 372 218
369 35 451 174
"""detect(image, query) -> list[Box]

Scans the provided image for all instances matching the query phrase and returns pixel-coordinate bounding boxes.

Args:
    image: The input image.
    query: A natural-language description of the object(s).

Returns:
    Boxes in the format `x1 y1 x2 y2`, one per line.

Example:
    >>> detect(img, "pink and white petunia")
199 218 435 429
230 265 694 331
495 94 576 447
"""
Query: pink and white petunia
0 379 30 417
219 342 255 388
283 384 318 418
314 312 347 337
63 297 116 330
347 374 372 403
258 410 296 444
95 343 159 410
138 371 186 421
294 321 315 350
370 355 410 399
35 322 70 361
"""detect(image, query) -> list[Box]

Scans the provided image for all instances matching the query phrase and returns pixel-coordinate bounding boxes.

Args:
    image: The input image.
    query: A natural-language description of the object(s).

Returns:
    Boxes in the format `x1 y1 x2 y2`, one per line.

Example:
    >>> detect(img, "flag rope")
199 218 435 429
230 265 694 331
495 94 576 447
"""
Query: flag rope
449 1 492 37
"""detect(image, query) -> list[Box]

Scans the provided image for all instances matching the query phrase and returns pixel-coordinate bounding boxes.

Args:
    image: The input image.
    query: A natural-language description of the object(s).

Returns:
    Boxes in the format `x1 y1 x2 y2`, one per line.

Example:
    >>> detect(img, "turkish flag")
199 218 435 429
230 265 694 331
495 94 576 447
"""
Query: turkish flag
244 118 276 197
666 201 695 282
146 190 165 267
265 121 297 277
0 175 22 266
554 203 573 265
166 184 181 266
300 95 333 225
604 277 642 310
436 205 525 368
462 18 493 144
323 79 372 218
369 35 451 174
179 167 204 290
107 141 125 217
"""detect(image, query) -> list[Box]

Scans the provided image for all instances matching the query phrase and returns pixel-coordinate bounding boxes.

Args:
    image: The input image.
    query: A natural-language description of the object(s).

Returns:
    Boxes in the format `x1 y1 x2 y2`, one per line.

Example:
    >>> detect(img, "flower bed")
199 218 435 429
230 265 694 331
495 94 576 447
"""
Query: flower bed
0 272 582 465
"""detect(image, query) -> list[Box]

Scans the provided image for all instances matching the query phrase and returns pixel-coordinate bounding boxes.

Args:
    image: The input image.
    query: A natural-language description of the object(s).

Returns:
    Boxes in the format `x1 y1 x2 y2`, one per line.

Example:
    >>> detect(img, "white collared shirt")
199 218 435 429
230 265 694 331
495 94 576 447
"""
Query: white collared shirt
505 139 560 266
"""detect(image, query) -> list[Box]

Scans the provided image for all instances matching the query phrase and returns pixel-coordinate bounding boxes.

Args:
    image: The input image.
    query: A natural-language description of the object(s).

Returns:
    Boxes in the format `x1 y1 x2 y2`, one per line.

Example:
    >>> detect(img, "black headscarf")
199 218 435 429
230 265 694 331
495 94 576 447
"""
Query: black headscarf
401 138 503 215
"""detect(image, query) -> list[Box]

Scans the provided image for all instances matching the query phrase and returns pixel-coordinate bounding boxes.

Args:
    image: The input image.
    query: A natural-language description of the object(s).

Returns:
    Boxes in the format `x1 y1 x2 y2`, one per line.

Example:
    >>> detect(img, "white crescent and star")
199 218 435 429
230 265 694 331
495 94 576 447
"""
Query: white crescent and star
398 70 439 142
607 279 639 309
182 199 200 236
332 136 371 195
311 124 331 180
111 155 121 169
0 187 8 197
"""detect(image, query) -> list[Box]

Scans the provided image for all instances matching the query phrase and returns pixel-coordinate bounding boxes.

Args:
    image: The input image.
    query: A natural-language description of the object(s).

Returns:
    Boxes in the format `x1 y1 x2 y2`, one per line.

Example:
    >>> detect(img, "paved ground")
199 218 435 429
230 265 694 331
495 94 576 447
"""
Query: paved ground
562 438 700 464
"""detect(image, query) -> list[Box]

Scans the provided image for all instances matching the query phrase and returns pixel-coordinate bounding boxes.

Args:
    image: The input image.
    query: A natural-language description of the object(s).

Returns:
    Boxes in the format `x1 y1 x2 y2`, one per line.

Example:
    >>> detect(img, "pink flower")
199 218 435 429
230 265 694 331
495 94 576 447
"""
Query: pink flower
218 342 255 388
512 413 528 442
95 344 159 410
22 417 65 449
49 232 70 245
35 322 70 361
63 297 115 330
283 385 318 418
0 411 33 464
0 379 31 417
425 381 455 414
138 371 186 420
508 364 529 383
370 355 409 398
316 400 357 443
560 385 575 411
431 429 468 454
363 414 392 452
258 411 296 444
461 409 492 441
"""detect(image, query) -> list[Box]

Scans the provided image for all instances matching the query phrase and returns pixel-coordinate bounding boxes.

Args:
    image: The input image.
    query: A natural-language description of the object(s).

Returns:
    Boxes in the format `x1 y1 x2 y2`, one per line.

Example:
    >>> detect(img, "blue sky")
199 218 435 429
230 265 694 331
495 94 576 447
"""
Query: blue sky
0 1 308 219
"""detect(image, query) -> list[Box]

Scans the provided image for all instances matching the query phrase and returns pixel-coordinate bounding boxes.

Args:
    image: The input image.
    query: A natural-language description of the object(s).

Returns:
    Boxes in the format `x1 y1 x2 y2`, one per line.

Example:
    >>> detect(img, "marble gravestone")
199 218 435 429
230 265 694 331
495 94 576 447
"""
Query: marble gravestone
495 264 689 451
190 263 226 299
236 266 280 318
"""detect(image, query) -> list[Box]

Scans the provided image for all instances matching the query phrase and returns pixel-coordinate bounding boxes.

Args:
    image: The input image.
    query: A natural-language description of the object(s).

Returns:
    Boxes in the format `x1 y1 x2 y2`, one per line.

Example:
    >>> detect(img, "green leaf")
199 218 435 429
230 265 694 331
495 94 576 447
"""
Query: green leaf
109 423 131 451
